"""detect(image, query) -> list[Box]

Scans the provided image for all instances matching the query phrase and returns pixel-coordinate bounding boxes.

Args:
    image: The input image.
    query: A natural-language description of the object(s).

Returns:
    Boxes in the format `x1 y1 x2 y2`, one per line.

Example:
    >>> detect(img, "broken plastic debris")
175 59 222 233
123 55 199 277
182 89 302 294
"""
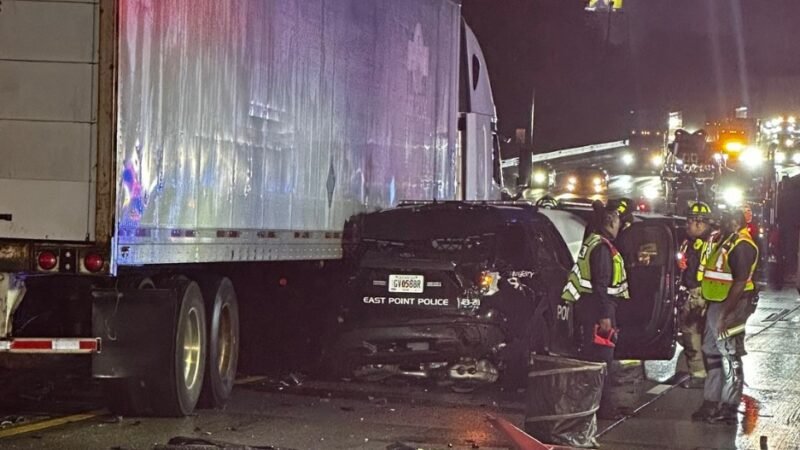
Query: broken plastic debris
385 443 419 450
369 397 388 406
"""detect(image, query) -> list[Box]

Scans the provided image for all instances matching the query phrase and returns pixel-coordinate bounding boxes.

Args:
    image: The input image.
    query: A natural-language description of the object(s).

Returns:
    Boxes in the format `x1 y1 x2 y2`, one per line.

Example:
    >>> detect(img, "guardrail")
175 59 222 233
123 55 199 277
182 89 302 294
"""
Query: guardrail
501 140 629 168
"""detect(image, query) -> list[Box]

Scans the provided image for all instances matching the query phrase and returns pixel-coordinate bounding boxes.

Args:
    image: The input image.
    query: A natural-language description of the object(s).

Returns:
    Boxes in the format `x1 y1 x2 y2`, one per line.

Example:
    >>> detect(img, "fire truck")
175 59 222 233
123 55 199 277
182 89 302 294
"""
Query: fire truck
661 129 720 214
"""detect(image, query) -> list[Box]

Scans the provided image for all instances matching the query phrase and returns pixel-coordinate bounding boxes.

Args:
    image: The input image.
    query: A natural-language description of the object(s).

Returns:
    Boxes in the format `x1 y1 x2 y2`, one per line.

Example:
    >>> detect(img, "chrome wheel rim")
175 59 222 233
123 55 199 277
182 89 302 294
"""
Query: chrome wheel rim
217 303 234 380
182 306 202 390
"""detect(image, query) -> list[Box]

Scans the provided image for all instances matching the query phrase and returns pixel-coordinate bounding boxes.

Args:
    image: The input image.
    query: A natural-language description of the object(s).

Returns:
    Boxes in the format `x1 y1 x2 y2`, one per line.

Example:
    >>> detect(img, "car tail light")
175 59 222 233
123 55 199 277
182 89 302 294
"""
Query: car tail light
83 253 104 273
37 251 58 271
476 270 500 296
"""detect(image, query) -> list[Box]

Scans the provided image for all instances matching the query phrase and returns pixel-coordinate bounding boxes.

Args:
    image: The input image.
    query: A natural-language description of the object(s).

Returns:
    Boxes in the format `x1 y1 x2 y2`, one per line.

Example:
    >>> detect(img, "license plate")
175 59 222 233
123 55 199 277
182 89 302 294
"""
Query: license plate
406 342 430 351
388 274 424 293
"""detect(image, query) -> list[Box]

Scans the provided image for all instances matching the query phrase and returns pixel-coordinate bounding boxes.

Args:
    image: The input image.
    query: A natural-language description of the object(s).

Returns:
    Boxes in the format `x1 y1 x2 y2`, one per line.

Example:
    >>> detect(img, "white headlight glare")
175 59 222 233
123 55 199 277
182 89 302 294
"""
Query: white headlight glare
723 187 744 206
740 147 763 169
651 154 663 167
793 153 800 165
775 151 786 164
622 153 635 165
533 172 547 184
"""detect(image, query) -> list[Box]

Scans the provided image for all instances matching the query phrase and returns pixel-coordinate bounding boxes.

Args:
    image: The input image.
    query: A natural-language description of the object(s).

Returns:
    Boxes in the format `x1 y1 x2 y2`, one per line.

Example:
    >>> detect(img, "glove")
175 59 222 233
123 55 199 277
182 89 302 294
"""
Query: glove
688 287 706 310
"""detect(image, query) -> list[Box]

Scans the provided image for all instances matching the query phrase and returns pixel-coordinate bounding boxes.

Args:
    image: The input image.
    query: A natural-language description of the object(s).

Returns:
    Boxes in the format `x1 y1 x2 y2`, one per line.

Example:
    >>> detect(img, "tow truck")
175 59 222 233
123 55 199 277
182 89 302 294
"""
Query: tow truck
661 129 721 214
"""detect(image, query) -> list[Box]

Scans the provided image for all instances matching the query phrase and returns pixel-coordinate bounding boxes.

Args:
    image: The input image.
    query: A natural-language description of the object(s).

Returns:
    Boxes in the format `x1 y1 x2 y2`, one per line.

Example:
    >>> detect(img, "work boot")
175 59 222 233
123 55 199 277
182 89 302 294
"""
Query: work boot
681 377 706 389
706 403 739 425
691 401 718 421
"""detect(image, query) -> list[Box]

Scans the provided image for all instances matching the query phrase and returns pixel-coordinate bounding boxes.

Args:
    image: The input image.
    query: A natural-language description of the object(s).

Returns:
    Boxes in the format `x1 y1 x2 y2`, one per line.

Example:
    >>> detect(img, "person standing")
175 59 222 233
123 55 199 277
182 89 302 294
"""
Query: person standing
692 208 759 424
676 202 717 388
562 200 630 418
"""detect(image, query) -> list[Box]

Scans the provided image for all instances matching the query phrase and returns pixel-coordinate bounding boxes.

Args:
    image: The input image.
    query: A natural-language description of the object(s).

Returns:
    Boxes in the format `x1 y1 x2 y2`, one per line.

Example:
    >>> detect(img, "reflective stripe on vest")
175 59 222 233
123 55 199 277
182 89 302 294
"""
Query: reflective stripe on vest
701 228 758 302
561 233 630 303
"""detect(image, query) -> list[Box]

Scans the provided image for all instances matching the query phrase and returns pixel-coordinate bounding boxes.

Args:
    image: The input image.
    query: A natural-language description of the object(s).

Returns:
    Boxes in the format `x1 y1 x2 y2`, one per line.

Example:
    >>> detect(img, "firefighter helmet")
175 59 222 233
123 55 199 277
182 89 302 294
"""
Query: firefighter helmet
688 201 712 221
536 195 559 209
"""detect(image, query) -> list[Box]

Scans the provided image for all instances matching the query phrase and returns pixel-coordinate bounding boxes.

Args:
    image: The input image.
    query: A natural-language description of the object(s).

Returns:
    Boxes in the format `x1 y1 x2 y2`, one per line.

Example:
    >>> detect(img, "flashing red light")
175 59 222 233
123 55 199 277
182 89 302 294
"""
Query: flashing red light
278 277 288 287
84 253 104 273
37 251 58 271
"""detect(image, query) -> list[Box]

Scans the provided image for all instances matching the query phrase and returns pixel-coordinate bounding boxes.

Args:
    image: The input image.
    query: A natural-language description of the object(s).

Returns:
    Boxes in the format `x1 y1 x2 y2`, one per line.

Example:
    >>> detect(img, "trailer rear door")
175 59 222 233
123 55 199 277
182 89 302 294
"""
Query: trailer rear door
0 0 98 241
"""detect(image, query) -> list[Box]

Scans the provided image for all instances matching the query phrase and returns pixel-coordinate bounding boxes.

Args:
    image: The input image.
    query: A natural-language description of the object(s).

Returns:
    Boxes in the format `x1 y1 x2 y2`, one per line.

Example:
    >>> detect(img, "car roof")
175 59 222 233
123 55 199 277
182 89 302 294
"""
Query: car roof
541 204 685 260
359 201 548 240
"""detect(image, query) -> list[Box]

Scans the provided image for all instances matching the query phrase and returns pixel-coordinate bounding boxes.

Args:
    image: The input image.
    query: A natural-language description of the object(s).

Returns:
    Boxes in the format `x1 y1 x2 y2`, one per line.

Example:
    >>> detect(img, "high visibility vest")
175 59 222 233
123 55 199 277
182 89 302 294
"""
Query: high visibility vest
678 231 718 283
701 228 758 302
562 233 630 303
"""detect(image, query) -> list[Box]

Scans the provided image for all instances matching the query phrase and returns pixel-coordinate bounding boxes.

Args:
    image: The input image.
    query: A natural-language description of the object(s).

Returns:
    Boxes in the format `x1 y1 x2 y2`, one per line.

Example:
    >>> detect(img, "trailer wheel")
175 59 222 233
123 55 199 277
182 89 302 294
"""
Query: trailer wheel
198 277 239 408
152 277 207 416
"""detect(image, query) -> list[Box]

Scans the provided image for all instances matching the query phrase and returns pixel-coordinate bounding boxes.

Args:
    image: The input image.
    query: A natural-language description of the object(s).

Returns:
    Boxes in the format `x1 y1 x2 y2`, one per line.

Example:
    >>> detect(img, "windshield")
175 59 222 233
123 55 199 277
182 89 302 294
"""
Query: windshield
361 223 529 267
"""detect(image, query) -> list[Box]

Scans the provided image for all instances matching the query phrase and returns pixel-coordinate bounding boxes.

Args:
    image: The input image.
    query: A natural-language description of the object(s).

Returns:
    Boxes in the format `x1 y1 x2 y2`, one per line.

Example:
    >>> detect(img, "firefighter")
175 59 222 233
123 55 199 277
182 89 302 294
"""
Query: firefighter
562 200 630 418
676 201 717 389
692 208 759 424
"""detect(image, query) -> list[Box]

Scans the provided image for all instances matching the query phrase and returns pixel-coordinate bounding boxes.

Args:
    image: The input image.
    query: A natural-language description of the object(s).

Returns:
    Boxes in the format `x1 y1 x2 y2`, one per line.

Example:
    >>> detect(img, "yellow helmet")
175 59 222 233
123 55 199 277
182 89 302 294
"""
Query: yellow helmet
688 201 712 221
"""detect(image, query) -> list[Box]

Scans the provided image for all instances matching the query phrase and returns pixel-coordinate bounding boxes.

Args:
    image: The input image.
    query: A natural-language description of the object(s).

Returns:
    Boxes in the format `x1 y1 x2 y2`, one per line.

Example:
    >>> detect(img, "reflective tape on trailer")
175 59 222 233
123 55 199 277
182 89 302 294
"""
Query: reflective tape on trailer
0 338 101 353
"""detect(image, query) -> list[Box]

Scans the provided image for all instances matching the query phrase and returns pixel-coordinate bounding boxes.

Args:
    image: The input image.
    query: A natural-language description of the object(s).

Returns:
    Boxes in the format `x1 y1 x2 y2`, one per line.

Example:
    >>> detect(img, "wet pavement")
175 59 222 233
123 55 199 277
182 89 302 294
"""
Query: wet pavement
0 288 798 449
600 288 800 450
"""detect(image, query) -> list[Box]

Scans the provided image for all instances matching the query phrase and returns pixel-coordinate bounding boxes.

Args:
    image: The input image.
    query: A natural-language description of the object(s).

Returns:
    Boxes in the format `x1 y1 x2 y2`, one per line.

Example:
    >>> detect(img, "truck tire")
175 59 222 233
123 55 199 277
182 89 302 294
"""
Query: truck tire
197 276 239 408
152 276 207 416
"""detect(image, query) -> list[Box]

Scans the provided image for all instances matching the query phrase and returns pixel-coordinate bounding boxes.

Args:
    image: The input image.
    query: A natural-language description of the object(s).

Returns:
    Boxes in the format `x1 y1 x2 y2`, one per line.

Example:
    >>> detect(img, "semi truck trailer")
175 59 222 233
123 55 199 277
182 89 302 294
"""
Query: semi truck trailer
0 0 502 415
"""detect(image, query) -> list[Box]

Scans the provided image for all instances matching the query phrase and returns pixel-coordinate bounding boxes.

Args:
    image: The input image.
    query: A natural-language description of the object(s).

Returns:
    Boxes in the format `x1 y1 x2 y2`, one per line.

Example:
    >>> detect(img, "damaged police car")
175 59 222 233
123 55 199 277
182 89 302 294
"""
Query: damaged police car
324 201 684 389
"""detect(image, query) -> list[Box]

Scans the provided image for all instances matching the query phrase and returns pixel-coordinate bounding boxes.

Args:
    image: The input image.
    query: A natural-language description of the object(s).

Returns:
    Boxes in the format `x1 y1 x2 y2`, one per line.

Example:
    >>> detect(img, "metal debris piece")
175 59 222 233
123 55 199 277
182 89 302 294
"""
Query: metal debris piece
369 397 388 406
386 443 416 450
153 436 296 450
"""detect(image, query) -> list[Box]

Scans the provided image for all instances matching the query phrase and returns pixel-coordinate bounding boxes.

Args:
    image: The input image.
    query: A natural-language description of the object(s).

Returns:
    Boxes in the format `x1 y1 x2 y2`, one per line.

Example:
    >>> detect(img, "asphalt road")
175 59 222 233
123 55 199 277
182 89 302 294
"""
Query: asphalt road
1 289 799 450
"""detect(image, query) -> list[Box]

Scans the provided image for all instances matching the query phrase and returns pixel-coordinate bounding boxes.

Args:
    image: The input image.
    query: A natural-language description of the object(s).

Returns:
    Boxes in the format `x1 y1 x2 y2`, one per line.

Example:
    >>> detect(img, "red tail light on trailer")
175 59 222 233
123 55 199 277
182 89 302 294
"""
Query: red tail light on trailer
37 250 58 271
84 253 105 273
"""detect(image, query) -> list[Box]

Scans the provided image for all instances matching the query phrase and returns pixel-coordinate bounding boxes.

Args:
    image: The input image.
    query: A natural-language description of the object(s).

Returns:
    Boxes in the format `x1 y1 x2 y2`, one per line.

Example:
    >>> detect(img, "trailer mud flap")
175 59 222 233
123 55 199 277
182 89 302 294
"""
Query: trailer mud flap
91 288 177 378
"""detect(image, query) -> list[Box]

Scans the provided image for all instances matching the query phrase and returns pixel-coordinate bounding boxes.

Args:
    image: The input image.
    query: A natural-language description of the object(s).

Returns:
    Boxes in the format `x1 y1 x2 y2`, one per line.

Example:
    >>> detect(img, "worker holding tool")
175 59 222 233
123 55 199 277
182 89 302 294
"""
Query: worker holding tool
562 199 630 419
676 201 718 389
692 208 759 425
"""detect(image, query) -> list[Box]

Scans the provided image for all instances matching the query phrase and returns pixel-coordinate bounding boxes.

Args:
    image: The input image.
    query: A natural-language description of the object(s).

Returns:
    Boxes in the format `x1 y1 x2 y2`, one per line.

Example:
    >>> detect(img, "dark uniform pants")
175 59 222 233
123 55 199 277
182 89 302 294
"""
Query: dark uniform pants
701 299 750 406
576 301 617 414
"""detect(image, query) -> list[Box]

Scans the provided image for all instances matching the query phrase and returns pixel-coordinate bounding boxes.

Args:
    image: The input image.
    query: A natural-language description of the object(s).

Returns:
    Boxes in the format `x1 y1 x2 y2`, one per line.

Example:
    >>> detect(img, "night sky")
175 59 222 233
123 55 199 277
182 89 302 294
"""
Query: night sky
462 0 800 153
